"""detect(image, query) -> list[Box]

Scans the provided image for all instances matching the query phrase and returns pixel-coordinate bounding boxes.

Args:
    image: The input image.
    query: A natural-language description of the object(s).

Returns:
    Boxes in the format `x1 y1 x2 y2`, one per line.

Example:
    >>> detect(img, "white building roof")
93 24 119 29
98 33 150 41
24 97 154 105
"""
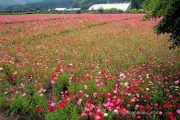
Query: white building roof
88 3 131 11
66 8 81 11
54 8 81 11
54 8 67 11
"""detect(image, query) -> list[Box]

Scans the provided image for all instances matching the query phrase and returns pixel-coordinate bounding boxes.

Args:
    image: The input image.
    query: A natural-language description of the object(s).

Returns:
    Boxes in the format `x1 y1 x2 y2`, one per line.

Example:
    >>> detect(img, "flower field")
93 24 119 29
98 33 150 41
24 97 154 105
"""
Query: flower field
0 14 179 120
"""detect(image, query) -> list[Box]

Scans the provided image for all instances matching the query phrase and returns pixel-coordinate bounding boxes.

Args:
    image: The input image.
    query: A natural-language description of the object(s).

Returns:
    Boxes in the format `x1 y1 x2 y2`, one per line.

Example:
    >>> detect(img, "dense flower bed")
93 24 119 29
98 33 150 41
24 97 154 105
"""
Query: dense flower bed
0 14 179 120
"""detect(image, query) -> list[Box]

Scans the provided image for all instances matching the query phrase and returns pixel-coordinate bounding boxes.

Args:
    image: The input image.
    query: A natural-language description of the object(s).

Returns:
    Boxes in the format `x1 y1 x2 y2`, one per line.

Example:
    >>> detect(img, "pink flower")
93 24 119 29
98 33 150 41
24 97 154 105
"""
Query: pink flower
169 95 173 99
137 115 141 119
51 80 55 85
79 90 84 94
15 91 19 94
113 90 118 94
159 111 163 115
97 108 101 113
176 109 180 114
39 93 44 97
20 83 25 89
103 103 108 107
95 76 99 82
95 115 101 120
49 100 55 112
154 103 158 107
89 112 93 116
77 99 82 105
87 103 95 110
93 92 98 98
96 83 101 87
22 93 26 96
81 112 87 117
174 80 179 85
135 104 139 108
50 100 55 106
13 71 18 78
0 67 3 71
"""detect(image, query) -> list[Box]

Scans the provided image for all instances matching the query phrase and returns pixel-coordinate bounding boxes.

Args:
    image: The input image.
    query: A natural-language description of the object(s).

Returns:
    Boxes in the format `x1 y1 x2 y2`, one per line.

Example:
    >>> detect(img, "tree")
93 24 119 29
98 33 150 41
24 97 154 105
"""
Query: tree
131 0 144 9
142 0 180 49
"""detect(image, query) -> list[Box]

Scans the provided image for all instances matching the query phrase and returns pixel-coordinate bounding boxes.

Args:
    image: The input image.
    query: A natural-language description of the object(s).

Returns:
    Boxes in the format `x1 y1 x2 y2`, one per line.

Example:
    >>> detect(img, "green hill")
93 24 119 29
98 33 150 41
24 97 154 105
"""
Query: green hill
0 0 144 10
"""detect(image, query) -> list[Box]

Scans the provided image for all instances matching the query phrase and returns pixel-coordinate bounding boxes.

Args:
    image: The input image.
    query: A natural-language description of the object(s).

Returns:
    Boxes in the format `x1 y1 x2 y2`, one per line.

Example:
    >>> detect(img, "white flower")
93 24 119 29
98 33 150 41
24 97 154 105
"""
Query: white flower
84 85 88 89
104 113 108 117
113 109 119 114
119 73 126 80
146 74 149 79
124 82 129 86
84 94 89 97
146 88 150 91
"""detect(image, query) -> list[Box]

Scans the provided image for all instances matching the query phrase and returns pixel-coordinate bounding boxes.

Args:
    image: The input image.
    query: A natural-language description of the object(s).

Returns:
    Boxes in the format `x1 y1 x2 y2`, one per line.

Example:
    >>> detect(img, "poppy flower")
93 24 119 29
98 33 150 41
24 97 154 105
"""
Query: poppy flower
168 112 176 120
38 107 44 112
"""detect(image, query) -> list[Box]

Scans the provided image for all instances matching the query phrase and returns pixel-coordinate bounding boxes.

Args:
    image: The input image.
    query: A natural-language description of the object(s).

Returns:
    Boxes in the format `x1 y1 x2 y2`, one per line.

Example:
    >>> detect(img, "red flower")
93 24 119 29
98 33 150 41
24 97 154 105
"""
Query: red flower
51 74 57 80
140 105 145 112
118 108 126 113
163 104 172 109
103 81 108 85
146 105 153 111
101 70 106 75
6 98 14 102
115 115 120 119
168 112 176 120
131 114 136 117
154 103 158 107
56 101 66 110
84 97 89 102
60 101 66 108
63 96 69 101
38 107 44 112
49 106 54 112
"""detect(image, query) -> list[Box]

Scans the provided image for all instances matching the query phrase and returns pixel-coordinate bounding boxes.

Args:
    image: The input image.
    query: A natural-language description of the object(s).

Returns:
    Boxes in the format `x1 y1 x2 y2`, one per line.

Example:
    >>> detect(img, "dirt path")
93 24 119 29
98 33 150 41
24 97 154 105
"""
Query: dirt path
0 112 7 120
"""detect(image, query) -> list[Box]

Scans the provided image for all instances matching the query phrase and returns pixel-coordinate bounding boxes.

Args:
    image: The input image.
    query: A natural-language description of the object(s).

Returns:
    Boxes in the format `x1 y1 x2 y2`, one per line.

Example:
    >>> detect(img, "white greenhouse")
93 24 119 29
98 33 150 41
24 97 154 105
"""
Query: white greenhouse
88 3 131 11
54 8 67 11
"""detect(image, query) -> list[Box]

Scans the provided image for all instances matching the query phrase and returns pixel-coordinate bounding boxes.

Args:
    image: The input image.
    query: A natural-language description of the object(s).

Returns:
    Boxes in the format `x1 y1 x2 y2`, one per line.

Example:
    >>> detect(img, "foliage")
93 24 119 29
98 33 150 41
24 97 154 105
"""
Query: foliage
46 105 80 120
130 0 144 9
105 8 124 13
127 8 145 13
142 0 171 16
142 0 180 48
